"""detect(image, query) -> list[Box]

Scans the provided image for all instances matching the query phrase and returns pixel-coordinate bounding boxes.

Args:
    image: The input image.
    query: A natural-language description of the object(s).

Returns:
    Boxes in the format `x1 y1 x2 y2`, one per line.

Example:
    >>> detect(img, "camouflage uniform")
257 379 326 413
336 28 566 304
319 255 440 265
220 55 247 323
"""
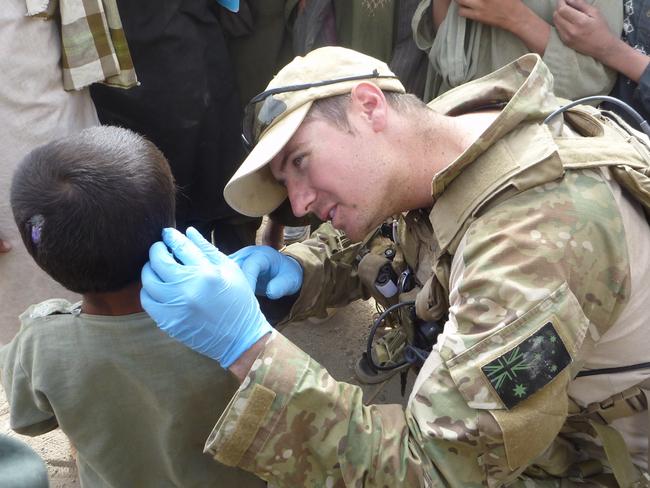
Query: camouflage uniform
205 55 650 486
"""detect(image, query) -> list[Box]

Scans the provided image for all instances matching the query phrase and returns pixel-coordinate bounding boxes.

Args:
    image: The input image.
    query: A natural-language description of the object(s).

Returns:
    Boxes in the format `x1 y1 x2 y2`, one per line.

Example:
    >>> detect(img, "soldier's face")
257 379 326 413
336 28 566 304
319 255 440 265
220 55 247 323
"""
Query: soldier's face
270 118 391 241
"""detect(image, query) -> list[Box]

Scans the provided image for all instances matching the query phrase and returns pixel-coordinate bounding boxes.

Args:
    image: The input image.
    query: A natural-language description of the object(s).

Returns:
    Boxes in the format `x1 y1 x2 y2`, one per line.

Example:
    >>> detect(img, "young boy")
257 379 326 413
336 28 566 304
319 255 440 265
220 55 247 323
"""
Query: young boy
1 126 265 487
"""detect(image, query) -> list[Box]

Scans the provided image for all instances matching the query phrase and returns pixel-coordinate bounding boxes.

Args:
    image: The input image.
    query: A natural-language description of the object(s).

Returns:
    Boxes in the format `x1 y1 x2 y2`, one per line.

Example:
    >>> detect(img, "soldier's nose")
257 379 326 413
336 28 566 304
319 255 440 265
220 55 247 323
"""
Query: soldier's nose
288 185 315 218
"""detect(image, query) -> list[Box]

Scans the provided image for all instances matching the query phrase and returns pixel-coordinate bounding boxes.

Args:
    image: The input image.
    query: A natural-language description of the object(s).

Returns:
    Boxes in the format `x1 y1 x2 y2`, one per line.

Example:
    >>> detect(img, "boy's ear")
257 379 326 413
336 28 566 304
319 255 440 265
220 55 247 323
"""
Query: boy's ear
349 82 388 132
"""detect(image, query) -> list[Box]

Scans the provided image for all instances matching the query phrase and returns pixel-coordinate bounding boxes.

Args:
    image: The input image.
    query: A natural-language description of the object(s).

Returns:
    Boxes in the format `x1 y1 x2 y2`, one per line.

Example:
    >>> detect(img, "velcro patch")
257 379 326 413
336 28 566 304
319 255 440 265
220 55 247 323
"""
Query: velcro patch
481 321 571 409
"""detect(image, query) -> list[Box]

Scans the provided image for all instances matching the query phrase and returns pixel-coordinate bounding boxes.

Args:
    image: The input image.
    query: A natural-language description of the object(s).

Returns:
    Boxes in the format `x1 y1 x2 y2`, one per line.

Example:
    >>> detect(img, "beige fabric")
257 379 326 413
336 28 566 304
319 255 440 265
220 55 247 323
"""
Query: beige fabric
411 0 623 102
25 0 138 91
568 168 650 470
0 0 98 345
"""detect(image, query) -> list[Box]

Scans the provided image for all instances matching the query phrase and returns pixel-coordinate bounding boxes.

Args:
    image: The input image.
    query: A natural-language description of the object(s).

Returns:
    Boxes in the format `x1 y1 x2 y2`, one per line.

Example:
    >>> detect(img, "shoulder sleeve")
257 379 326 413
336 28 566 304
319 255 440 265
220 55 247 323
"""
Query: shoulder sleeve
543 0 623 99
1 327 58 436
205 331 439 486
427 168 630 483
204 332 533 486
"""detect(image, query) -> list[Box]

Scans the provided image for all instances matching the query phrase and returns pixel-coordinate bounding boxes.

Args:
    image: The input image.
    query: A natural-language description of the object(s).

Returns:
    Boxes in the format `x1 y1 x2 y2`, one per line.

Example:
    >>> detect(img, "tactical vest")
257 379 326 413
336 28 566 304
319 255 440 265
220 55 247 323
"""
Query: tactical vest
419 105 650 487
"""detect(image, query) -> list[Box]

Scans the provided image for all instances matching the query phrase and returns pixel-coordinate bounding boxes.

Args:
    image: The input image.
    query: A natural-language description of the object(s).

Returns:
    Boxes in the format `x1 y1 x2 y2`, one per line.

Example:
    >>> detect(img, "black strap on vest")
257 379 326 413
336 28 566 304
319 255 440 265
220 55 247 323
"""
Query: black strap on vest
544 95 650 137
577 363 650 378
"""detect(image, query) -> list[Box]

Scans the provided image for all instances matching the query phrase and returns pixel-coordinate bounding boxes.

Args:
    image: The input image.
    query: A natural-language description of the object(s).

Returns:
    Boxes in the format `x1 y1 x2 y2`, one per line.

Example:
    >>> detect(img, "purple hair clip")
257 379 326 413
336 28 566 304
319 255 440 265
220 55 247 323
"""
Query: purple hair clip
28 214 45 246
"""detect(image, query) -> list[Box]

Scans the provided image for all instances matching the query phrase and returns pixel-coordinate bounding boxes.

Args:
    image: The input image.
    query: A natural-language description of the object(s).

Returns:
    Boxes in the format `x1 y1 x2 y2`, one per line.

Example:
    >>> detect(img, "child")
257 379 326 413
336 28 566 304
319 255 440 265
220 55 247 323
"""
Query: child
1 126 264 487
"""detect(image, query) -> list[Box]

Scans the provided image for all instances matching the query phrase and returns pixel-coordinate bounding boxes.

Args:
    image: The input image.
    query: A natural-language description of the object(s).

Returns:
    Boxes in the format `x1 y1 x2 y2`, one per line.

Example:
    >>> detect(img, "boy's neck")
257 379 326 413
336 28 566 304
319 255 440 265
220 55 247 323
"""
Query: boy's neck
81 281 144 316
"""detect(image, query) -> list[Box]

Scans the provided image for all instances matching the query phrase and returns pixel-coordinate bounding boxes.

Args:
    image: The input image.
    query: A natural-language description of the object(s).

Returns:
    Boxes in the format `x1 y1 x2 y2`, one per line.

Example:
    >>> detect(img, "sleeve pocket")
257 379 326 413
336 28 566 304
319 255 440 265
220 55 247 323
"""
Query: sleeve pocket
444 282 589 411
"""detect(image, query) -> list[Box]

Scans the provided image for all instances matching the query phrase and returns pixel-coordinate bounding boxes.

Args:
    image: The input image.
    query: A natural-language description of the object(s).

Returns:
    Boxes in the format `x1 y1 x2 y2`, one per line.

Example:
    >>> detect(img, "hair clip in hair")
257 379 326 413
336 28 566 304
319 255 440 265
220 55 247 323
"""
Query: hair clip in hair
28 214 45 246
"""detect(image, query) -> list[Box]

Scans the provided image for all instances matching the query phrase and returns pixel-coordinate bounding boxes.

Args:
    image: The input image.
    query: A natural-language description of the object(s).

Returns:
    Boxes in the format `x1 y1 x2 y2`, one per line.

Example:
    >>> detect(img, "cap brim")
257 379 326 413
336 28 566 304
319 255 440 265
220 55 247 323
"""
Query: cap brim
224 102 313 217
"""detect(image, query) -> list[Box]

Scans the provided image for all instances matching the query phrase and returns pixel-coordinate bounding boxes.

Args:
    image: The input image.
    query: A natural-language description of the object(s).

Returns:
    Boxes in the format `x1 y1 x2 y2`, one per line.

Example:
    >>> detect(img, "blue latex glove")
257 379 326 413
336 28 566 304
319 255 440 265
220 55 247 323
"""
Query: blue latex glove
140 227 272 368
229 245 303 299
216 0 239 12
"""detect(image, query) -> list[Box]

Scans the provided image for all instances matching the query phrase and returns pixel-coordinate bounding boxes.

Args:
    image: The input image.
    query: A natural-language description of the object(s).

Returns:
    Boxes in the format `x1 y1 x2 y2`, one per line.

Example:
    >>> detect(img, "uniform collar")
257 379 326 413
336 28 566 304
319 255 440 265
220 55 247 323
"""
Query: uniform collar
427 54 560 200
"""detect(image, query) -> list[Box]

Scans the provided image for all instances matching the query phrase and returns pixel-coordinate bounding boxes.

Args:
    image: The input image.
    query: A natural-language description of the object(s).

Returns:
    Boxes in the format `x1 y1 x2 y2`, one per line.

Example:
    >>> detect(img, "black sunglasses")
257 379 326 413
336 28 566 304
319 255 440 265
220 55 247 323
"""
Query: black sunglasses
241 69 398 152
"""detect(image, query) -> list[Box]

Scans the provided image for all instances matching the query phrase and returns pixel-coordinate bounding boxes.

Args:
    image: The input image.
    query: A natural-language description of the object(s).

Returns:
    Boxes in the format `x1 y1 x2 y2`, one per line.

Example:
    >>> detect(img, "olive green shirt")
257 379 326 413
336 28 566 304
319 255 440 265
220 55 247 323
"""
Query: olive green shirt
0 299 264 488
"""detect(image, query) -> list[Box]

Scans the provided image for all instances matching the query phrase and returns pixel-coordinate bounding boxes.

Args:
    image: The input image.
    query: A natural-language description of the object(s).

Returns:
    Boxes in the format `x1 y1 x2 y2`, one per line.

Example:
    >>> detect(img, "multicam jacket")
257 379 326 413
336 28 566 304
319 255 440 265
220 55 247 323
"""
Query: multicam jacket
205 55 650 487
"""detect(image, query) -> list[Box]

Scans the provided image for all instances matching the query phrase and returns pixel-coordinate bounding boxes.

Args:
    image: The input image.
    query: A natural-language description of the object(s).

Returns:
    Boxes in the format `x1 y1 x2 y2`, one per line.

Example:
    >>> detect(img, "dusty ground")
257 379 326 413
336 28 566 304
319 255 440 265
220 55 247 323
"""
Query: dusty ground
0 387 79 487
0 298 414 486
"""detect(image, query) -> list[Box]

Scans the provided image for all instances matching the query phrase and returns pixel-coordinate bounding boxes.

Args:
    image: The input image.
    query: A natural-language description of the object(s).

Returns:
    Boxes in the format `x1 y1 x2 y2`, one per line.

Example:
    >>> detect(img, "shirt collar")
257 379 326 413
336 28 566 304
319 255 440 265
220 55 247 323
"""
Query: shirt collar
427 54 561 199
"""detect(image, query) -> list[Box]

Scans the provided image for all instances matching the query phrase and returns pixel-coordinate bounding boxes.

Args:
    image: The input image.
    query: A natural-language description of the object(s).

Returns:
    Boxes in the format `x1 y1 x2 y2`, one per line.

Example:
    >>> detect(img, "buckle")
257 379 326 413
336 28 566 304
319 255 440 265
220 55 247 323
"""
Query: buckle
584 387 648 424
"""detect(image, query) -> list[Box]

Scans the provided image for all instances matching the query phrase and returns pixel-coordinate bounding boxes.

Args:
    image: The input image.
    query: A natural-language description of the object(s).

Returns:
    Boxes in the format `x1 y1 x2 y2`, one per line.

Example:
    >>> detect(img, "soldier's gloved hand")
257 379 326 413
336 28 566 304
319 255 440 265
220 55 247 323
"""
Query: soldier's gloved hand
140 227 272 368
229 245 303 299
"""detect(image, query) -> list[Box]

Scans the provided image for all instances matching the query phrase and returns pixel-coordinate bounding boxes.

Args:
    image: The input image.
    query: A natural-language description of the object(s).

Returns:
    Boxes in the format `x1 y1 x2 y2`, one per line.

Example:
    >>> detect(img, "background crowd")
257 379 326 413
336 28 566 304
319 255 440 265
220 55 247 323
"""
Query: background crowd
1 0 648 486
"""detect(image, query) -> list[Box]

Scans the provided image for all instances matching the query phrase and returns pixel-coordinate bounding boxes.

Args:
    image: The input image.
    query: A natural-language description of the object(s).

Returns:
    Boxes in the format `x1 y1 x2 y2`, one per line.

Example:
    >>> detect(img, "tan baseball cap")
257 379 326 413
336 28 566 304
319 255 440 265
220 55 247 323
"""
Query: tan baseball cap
224 46 405 217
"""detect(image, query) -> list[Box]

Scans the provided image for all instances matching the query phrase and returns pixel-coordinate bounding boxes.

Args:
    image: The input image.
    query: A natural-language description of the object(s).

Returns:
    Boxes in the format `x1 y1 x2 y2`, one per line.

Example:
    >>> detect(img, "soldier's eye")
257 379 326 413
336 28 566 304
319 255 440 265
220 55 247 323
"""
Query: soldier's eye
292 155 304 168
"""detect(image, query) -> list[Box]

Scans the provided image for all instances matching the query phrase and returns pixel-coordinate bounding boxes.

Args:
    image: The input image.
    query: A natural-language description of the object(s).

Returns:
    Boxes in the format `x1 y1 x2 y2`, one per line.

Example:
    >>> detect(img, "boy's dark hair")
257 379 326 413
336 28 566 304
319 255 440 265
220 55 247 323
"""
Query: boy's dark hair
11 126 175 294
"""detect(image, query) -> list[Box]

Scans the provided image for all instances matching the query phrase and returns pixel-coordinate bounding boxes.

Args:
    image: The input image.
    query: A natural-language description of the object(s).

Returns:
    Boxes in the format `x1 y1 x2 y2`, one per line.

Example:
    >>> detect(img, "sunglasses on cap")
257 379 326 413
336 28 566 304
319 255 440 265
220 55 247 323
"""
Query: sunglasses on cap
241 69 399 152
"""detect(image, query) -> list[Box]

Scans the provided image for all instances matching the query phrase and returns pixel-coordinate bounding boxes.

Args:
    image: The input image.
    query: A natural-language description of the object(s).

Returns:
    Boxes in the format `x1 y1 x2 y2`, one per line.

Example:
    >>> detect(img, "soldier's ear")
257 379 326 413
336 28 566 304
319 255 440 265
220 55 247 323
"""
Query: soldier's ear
350 82 388 133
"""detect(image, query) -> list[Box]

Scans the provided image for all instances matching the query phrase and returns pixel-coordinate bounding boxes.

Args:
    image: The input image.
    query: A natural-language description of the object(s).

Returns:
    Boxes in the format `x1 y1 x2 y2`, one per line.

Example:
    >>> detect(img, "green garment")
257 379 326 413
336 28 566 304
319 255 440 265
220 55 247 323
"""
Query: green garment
333 0 395 62
225 0 295 109
285 0 396 61
0 299 265 488
0 435 49 488
289 0 426 95
204 55 650 486
412 0 623 101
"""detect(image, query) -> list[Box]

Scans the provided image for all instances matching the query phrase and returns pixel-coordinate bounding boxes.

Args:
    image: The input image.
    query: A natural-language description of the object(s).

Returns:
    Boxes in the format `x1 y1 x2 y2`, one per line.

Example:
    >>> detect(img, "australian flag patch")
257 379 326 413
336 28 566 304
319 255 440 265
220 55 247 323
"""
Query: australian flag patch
481 321 571 409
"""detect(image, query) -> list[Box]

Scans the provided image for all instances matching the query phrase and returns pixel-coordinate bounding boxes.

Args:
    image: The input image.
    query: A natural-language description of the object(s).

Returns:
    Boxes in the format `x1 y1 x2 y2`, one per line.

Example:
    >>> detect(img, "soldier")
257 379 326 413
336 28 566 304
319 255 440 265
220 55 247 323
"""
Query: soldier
141 47 650 486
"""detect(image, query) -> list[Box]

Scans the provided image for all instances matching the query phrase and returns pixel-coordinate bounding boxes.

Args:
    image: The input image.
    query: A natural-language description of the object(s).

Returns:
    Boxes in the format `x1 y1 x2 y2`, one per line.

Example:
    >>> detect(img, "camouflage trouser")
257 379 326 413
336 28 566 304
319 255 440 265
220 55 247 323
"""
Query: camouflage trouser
512 474 649 487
